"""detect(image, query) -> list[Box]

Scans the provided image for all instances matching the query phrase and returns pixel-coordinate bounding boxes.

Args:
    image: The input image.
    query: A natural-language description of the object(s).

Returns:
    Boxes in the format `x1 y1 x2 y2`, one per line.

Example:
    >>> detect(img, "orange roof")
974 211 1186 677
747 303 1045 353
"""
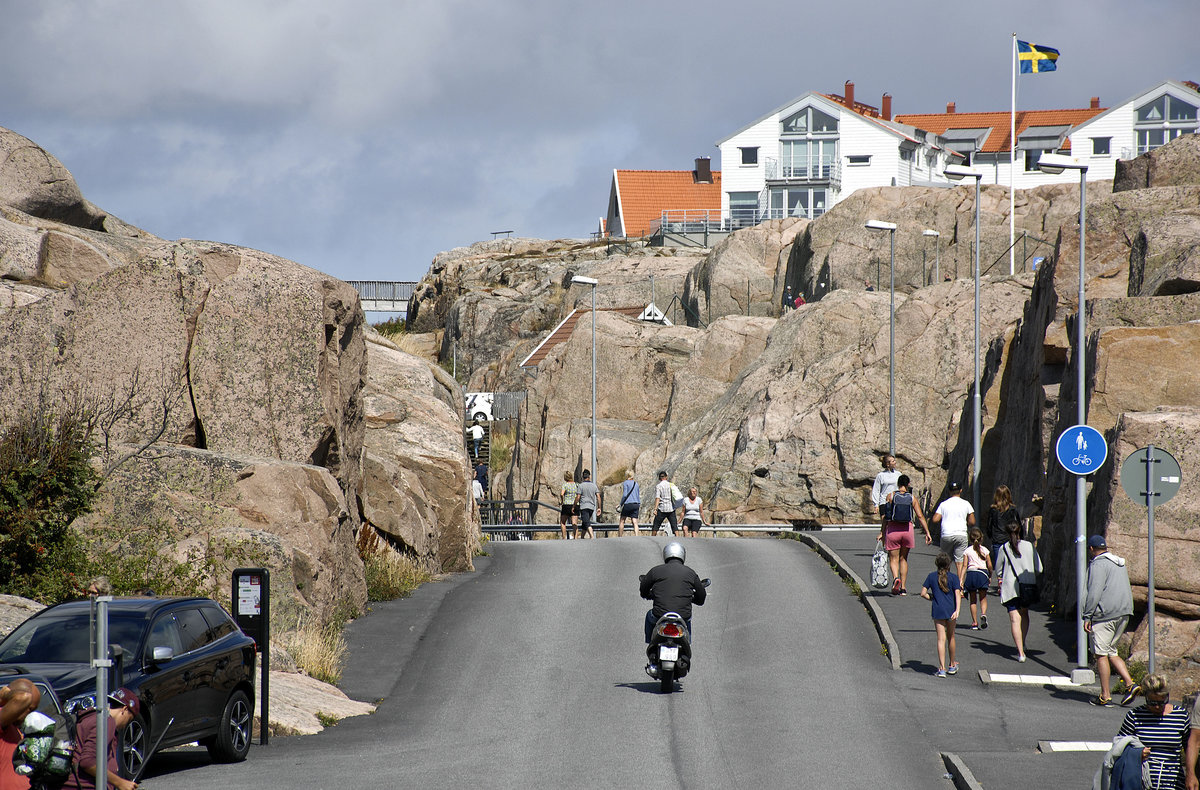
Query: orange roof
614 170 722 238
894 108 1105 153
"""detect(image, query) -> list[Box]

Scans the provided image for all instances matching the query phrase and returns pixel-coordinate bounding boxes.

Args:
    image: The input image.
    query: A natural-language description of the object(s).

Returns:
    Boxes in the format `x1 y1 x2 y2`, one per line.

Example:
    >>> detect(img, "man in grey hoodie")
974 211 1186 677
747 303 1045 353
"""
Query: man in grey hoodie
1083 534 1139 706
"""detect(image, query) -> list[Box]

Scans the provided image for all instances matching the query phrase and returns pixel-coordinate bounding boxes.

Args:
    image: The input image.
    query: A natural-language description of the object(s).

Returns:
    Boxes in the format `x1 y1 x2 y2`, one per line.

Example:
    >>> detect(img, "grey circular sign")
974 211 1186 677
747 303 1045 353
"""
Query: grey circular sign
1120 447 1182 506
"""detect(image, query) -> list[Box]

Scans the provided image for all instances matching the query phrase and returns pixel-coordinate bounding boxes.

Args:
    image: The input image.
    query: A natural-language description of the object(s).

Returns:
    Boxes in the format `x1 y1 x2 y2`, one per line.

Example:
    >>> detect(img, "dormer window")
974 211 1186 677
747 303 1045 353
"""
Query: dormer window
782 107 838 135
1135 93 1198 154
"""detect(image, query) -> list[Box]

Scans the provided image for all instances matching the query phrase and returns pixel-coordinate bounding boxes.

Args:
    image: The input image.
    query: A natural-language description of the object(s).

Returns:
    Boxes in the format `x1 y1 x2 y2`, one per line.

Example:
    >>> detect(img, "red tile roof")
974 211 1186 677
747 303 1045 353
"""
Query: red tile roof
614 170 722 238
893 108 1105 153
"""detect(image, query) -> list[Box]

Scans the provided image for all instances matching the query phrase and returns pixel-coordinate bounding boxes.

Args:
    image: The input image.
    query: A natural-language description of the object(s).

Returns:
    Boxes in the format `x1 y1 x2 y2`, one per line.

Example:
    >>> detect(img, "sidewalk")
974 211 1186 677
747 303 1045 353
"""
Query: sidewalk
801 528 1130 790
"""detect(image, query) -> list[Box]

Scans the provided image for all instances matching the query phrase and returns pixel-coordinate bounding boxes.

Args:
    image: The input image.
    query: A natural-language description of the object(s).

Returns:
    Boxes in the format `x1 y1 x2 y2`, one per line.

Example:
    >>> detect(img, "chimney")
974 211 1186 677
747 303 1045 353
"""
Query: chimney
694 157 712 184
1090 96 1100 109
946 101 956 114
844 80 855 110
882 93 892 121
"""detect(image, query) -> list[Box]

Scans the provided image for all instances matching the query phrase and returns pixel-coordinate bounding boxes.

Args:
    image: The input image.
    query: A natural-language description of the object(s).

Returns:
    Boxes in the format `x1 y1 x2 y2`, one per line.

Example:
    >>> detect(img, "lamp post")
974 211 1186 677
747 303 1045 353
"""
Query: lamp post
944 165 983 517
922 229 940 285
571 276 599 480
1037 153 1090 672
865 220 897 456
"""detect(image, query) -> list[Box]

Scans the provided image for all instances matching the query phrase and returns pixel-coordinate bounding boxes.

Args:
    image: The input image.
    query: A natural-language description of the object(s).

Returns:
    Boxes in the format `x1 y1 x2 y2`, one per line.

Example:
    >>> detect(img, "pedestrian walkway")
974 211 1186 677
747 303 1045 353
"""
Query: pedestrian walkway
807 528 1132 789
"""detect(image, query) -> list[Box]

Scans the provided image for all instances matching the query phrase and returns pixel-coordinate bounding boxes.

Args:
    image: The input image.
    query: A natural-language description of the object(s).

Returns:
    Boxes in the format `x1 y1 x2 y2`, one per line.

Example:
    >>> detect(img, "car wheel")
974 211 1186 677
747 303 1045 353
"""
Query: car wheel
207 689 252 763
119 712 149 779
473 411 488 423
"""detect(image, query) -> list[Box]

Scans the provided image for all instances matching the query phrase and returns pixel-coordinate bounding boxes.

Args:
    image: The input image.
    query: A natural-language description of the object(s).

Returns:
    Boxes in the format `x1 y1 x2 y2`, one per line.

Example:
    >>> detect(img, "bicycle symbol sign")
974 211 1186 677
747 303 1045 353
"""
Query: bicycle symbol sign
1056 425 1108 475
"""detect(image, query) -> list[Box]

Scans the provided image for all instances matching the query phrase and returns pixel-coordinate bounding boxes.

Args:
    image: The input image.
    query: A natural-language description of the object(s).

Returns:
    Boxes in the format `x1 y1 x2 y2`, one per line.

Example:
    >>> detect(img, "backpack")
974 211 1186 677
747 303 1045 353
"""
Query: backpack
12 708 78 789
890 491 914 524
670 484 684 510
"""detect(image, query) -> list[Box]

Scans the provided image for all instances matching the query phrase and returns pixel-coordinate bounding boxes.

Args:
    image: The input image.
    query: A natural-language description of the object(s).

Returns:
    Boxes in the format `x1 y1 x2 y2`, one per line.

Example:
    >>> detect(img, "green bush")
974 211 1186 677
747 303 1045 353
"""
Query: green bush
0 408 97 600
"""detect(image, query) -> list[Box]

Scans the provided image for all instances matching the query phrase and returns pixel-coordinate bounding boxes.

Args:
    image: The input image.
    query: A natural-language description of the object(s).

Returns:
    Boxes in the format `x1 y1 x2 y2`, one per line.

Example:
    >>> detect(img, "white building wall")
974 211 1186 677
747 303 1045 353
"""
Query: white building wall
1067 106 1134 181
837 116 906 197
718 118 776 215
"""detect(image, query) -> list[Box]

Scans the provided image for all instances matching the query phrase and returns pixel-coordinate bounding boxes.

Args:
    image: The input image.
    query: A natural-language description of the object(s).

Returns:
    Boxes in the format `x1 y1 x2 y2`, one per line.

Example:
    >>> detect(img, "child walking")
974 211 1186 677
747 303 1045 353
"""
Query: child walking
963 528 993 630
921 552 962 678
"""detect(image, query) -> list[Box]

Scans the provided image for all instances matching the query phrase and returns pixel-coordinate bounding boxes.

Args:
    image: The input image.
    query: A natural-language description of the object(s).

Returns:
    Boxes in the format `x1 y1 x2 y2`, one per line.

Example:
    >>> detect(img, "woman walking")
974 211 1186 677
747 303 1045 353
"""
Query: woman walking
987 485 1021 590
920 552 961 678
994 521 1042 662
559 471 579 540
879 474 931 595
681 487 707 537
962 528 993 630
1115 674 1190 789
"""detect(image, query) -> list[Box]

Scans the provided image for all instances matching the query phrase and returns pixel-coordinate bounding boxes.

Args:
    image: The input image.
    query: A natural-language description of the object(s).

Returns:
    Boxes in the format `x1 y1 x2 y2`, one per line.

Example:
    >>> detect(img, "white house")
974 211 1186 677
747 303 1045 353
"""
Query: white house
715 79 1200 225
1063 80 1200 179
716 82 961 225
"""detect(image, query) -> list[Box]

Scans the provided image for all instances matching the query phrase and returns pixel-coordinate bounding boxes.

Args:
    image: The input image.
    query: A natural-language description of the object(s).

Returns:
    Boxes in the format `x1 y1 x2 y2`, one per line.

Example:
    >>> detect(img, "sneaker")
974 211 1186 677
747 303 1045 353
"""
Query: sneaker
947 664 959 675
935 669 947 678
898 589 908 596
980 615 988 629
1089 696 1115 707
970 624 980 630
892 579 902 595
1017 655 1027 663
1121 684 1142 707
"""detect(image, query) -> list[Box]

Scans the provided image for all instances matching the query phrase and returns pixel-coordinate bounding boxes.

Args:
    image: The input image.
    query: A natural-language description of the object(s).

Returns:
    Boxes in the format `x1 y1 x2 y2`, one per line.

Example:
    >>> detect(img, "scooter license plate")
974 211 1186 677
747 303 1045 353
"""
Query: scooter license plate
659 645 679 662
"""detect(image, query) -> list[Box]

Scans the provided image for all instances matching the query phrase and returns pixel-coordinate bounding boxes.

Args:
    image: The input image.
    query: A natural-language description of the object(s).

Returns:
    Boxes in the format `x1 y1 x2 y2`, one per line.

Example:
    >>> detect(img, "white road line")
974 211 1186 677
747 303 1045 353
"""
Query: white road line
1038 741 1111 752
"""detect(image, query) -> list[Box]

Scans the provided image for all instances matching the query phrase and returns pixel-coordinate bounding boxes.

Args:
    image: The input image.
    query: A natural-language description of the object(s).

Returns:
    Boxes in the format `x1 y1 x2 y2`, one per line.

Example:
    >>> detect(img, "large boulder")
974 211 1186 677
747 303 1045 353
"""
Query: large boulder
361 332 479 572
683 219 806 323
1113 134 1200 192
73 445 367 628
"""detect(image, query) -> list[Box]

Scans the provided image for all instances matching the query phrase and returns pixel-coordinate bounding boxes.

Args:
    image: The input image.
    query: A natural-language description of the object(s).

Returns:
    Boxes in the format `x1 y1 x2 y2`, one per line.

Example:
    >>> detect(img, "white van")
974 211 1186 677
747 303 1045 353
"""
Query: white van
465 392 494 422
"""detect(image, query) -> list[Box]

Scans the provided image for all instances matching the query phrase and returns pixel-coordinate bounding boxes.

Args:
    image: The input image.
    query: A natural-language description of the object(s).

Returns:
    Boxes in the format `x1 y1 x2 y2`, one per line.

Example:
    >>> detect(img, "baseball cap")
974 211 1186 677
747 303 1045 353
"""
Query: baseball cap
109 687 140 716
948 481 962 491
1088 535 1107 550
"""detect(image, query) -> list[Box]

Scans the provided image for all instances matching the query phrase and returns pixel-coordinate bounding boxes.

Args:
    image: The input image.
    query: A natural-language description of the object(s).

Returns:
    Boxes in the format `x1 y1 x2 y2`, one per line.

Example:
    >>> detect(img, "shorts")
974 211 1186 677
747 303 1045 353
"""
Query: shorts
652 510 678 534
940 534 968 563
1090 615 1128 657
560 505 577 521
683 518 703 533
580 508 594 528
963 569 990 592
882 521 914 551
621 503 640 519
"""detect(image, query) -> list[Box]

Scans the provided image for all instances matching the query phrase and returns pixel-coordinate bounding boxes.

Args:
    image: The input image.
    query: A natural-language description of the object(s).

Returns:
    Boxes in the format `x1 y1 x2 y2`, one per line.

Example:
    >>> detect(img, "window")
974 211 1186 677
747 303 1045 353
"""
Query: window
847 155 871 166
1025 149 1046 172
1134 93 1199 154
1091 137 1111 156
175 608 214 653
201 605 238 641
739 147 758 165
899 148 914 162
767 187 827 220
782 107 839 135
147 615 183 658
728 192 758 226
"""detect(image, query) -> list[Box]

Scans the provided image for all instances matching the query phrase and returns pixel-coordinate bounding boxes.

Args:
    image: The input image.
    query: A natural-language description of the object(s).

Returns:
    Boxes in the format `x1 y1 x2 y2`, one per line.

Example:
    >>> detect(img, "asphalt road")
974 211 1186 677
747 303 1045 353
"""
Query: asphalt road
143 537 954 789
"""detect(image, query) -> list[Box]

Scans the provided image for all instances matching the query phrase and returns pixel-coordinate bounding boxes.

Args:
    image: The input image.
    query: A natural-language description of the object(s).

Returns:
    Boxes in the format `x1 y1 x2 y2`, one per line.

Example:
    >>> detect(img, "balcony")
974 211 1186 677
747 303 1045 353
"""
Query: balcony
764 157 841 188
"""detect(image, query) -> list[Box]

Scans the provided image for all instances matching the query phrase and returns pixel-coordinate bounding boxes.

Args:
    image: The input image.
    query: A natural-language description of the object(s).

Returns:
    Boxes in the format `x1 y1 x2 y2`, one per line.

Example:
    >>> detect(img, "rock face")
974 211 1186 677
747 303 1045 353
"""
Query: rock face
1114 134 1200 193
683 218 806 324
361 332 479 572
0 126 480 627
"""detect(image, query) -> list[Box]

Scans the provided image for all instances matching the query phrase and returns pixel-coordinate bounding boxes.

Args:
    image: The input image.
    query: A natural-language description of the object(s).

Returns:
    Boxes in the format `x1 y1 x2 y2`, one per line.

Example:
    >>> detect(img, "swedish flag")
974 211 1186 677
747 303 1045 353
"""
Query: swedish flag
1017 40 1059 74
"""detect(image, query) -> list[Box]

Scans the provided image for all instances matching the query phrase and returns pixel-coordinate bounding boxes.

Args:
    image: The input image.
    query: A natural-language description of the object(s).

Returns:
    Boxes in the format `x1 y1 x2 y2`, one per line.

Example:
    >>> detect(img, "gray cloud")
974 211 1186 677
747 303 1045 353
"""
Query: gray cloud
1 0 1197 281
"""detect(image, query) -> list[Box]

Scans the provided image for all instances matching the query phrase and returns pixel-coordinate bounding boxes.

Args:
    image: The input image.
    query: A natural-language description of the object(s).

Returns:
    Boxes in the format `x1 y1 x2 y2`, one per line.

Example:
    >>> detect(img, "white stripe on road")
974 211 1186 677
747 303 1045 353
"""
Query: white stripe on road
984 672 1080 686
1038 741 1112 752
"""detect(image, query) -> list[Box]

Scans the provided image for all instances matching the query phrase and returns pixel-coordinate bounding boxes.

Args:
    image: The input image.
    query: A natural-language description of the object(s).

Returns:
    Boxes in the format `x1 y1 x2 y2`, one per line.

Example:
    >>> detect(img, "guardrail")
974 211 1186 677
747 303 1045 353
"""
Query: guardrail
481 519 878 540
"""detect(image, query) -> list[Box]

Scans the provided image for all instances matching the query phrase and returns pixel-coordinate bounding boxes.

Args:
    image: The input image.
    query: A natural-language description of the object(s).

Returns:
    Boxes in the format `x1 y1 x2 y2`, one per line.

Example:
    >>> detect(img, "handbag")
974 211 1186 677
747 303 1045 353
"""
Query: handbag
1002 544 1041 608
871 540 891 589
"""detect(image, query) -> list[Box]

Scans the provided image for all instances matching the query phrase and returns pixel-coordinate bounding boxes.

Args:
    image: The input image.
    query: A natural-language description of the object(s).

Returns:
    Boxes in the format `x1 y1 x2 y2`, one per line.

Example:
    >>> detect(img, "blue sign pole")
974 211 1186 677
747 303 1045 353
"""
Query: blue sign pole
1056 424 1107 674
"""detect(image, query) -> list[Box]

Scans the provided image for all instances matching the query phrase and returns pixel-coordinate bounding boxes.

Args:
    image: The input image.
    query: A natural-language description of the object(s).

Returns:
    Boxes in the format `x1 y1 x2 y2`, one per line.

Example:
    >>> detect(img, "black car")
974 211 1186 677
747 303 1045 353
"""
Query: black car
0 597 257 776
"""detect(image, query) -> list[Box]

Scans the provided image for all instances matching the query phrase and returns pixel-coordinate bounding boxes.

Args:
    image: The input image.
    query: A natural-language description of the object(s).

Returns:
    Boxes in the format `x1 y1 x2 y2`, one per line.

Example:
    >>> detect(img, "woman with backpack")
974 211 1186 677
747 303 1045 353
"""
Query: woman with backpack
879 474 931 595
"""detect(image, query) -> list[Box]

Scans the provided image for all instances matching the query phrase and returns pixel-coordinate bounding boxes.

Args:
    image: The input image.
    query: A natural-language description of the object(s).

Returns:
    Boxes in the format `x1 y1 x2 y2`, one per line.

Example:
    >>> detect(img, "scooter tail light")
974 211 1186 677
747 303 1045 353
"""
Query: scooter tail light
660 623 682 638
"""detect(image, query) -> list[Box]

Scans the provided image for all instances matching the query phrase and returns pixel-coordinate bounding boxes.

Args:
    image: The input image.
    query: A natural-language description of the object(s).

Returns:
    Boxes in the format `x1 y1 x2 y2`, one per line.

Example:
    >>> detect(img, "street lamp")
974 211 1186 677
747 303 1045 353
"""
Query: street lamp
922 229 940 285
944 165 983 520
571 276 599 482
1037 152 1090 673
865 219 897 456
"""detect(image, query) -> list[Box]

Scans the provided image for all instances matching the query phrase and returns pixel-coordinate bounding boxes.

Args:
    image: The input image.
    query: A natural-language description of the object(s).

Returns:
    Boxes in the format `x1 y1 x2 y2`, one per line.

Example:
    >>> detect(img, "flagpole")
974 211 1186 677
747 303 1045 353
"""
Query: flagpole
1010 33 1017 275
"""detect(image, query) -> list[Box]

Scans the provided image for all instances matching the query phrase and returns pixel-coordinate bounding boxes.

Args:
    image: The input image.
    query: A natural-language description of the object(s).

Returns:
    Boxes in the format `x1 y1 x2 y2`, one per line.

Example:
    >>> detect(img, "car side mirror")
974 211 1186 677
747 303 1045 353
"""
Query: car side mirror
701 578 711 588
150 645 174 664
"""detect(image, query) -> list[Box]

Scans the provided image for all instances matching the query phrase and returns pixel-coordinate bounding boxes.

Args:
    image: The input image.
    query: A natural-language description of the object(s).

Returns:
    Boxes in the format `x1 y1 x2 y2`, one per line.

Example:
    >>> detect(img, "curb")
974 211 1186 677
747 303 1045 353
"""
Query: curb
793 532 902 671
940 752 984 790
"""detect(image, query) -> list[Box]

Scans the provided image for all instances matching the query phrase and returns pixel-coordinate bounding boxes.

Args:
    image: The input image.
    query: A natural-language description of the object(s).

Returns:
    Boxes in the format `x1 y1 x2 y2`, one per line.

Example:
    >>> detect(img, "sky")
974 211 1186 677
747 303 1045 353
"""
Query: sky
1 0 1197 284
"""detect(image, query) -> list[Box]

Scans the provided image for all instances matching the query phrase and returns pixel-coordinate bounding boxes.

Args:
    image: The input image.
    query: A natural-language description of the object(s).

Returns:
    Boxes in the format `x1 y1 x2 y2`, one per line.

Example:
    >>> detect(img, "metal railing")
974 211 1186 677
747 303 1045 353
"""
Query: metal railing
347 281 417 300
982 232 1055 276
764 157 841 187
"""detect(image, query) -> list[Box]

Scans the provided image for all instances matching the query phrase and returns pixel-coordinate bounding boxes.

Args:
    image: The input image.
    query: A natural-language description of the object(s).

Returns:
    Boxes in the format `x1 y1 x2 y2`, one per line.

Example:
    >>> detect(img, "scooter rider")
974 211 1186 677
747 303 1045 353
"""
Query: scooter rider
639 541 707 643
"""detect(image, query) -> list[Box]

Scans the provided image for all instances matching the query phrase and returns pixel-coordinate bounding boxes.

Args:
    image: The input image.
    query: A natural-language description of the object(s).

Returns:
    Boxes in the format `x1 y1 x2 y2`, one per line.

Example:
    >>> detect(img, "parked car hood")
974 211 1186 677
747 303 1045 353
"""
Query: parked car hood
0 663 107 699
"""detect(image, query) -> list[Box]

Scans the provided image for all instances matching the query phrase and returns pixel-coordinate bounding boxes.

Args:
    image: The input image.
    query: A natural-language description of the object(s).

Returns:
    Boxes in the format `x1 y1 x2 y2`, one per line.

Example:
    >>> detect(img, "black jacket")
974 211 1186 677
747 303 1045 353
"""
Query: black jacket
640 559 706 619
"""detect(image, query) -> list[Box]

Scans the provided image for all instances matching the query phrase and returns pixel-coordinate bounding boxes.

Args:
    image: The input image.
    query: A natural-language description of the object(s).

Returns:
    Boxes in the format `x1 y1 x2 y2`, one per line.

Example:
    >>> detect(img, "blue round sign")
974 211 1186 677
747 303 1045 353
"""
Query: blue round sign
1056 424 1108 475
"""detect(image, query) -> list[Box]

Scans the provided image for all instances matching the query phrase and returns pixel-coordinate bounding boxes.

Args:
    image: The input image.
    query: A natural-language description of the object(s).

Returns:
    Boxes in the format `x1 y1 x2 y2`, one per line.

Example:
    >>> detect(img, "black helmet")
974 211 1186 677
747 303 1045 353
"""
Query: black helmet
663 542 685 563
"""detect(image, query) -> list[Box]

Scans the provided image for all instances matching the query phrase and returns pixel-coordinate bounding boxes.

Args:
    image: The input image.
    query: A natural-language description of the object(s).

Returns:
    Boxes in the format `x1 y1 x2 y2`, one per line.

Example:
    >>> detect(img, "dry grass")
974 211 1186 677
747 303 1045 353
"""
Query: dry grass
364 549 434 602
287 617 347 685
391 333 427 356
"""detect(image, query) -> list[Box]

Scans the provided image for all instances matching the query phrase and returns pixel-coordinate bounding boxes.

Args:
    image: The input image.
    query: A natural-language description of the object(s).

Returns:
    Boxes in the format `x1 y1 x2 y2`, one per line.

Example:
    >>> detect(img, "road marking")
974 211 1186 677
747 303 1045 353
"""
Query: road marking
1038 741 1111 752
981 670 1082 686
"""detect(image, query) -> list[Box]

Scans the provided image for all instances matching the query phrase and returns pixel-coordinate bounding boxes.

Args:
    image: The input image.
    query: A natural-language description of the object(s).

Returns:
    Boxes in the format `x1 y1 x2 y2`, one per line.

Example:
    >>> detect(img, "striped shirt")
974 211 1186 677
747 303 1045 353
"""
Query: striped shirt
1118 704 1190 788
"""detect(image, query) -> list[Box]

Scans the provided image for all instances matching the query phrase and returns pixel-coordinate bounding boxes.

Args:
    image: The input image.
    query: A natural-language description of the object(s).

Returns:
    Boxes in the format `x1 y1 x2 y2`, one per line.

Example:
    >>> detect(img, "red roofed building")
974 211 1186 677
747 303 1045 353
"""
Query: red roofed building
605 159 722 241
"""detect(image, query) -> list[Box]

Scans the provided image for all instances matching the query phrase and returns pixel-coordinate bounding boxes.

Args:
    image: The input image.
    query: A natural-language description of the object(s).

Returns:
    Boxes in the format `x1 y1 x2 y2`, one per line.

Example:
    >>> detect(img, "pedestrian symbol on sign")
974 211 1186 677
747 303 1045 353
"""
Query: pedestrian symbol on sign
1056 425 1108 475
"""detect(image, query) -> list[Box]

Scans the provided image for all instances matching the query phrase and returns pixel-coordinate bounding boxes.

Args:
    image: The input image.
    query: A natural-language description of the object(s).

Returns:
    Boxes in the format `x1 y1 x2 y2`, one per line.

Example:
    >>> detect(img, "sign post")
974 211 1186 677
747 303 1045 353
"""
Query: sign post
1120 446 1182 675
232 568 270 745
1055 424 1108 682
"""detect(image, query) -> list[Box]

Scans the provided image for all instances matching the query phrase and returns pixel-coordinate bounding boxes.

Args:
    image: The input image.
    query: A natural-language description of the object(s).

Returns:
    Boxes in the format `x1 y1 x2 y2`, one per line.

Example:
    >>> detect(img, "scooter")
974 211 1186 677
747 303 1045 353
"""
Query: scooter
643 579 710 693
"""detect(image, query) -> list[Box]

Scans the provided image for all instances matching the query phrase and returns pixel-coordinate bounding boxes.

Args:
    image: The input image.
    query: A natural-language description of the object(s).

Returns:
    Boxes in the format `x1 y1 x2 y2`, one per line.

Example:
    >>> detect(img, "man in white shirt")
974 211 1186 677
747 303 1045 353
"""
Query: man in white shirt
932 481 975 581
871 455 900 520
652 471 678 537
